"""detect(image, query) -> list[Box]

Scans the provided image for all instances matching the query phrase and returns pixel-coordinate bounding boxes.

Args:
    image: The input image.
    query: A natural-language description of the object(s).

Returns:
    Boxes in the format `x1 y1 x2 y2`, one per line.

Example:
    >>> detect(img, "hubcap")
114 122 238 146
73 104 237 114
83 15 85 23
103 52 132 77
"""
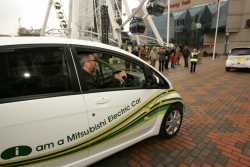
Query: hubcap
165 110 181 135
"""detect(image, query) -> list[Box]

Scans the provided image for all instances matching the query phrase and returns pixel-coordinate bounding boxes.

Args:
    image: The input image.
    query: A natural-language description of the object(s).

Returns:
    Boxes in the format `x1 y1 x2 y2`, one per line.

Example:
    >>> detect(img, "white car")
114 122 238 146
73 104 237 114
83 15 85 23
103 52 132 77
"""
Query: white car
0 37 184 167
225 47 250 71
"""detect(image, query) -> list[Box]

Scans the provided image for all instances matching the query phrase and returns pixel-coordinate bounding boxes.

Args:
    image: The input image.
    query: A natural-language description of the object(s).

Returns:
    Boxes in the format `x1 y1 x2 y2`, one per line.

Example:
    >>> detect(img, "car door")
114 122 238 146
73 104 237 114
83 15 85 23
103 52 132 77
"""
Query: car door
72 46 170 157
0 45 90 167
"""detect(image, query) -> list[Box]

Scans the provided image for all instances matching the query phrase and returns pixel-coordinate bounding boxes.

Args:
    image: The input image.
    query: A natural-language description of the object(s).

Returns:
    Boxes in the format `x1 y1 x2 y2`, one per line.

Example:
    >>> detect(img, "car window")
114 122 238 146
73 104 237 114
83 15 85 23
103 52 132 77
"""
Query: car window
0 47 73 100
231 48 250 56
75 49 146 91
98 53 146 89
144 67 170 89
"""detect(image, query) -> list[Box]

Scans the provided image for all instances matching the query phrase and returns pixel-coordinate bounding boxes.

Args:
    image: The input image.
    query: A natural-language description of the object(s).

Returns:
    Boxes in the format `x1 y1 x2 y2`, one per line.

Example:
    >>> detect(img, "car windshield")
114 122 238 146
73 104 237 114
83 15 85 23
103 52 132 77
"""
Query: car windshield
231 48 250 56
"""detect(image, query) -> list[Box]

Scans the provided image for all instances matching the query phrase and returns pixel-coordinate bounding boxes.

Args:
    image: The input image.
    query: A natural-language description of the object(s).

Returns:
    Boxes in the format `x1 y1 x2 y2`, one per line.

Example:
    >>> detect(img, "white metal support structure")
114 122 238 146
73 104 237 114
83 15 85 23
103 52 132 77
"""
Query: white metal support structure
138 0 164 45
123 0 131 20
41 0 69 37
93 0 102 41
167 0 170 46
212 0 221 60
41 0 166 47
41 0 53 36
114 0 122 17
69 0 80 39
123 0 141 45
68 0 73 38
107 0 122 46
142 8 164 45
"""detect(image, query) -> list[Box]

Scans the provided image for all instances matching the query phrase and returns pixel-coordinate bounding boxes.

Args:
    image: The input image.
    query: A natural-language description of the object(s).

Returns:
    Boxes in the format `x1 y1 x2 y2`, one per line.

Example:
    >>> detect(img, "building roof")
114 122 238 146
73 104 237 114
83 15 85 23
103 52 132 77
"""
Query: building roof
172 0 229 28
189 5 205 17
207 3 217 14
211 1 229 28
173 10 186 20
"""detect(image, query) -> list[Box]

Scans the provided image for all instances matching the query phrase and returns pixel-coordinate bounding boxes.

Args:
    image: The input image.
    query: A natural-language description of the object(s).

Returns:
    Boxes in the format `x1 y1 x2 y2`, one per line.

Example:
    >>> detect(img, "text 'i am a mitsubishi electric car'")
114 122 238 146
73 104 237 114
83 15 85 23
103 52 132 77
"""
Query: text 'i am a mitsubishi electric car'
0 37 184 167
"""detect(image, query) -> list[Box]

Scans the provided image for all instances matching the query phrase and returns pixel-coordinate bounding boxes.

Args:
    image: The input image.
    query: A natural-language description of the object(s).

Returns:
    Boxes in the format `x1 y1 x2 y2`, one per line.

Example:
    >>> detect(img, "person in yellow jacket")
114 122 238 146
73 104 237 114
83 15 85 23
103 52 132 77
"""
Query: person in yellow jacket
190 48 199 73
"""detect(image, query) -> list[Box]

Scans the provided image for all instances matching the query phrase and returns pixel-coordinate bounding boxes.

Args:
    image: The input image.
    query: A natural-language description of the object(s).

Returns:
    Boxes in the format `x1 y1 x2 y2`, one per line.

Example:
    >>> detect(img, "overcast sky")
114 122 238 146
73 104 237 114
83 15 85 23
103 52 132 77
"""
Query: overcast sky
0 0 139 35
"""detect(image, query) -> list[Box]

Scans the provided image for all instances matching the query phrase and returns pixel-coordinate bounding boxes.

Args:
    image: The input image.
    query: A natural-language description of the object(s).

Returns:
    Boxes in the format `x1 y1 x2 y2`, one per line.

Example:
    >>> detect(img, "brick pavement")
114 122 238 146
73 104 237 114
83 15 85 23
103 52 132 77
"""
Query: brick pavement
91 56 250 167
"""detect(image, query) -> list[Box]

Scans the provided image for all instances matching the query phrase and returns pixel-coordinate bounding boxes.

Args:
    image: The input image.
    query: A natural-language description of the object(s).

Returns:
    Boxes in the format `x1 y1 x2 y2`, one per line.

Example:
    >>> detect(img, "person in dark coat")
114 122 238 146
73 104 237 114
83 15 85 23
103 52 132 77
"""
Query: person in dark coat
159 47 166 72
183 46 190 67
164 47 170 70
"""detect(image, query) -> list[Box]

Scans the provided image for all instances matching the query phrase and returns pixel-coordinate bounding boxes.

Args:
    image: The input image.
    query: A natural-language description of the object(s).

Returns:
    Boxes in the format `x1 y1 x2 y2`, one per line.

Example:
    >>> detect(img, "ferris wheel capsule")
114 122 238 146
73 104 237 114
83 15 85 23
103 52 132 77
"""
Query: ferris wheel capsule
129 17 145 34
146 0 165 16
57 11 64 19
116 18 122 25
60 20 67 28
54 2 61 10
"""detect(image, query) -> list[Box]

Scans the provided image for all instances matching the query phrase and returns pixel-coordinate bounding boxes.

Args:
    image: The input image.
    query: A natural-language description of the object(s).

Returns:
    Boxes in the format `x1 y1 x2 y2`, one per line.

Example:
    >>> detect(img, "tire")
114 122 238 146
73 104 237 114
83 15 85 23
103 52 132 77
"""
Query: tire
159 104 183 138
225 67 230 72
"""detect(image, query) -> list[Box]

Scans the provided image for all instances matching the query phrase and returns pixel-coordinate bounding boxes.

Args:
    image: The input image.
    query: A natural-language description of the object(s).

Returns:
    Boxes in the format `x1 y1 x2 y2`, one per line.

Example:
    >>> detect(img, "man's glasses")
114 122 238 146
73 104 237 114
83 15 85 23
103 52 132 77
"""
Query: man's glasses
87 59 96 62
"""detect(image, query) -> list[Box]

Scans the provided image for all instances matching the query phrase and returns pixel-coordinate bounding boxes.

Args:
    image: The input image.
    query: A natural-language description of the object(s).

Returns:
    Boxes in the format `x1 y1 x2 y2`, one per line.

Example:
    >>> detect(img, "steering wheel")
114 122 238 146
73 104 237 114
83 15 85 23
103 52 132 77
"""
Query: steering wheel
121 73 135 87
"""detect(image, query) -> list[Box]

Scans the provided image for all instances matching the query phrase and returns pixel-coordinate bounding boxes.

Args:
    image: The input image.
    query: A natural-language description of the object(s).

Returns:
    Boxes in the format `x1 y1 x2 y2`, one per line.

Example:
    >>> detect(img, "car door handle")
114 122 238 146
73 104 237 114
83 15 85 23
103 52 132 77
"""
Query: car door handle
96 97 110 104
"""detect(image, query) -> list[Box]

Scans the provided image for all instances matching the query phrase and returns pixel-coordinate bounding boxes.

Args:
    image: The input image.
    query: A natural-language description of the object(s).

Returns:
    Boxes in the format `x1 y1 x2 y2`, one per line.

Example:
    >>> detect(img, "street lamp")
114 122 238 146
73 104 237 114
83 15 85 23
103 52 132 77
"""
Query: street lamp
196 23 202 49
212 0 221 60
224 32 229 55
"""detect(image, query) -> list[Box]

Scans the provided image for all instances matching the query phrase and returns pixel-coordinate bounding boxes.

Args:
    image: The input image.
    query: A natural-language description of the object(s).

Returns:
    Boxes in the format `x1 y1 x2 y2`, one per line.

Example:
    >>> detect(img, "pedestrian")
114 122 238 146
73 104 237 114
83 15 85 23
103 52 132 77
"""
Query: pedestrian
159 47 165 72
131 46 139 70
164 47 170 70
169 49 176 68
144 46 150 62
190 48 199 73
139 46 147 61
175 46 181 65
124 47 130 70
149 47 158 67
183 45 190 68
131 46 139 57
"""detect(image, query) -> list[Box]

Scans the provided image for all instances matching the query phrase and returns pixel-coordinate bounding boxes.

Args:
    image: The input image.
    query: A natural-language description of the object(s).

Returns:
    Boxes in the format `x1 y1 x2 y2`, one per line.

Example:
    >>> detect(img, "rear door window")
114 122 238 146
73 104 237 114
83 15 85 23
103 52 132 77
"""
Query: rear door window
231 48 250 56
0 46 75 101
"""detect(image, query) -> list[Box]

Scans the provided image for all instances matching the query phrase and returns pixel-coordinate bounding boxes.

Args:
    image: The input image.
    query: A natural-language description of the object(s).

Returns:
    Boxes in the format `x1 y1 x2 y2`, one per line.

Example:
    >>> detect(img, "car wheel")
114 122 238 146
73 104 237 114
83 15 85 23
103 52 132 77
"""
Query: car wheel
159 104 183 138
225 67 230 72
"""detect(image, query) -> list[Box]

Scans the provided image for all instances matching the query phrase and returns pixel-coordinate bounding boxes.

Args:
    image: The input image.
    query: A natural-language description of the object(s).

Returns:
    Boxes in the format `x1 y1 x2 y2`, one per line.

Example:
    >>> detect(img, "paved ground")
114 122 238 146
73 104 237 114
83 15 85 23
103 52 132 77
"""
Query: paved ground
91 56 250 167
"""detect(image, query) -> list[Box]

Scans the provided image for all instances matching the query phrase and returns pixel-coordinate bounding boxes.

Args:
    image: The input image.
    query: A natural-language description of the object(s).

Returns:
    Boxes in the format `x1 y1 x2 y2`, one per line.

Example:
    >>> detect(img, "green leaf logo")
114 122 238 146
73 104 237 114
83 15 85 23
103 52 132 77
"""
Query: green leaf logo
1 146 32 160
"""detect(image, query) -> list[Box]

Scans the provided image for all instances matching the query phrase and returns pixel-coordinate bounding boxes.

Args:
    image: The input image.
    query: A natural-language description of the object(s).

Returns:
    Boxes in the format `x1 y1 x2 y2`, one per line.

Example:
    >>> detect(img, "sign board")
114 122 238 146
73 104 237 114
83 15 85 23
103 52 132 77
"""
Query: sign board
165 0 218 11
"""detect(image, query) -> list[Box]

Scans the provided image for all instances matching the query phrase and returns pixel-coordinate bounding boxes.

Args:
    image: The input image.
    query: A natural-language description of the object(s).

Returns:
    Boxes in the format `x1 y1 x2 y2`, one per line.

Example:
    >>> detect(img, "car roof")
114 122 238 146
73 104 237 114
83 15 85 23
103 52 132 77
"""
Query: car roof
0 37 136 58
231 47 250 50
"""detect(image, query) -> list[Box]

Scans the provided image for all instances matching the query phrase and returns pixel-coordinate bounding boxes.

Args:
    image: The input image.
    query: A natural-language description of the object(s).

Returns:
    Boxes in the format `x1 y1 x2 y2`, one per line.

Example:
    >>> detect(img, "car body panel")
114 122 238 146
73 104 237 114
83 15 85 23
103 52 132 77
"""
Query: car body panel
1 89 182 167
0 37 183 167
0 95 89 167
226 48 250 69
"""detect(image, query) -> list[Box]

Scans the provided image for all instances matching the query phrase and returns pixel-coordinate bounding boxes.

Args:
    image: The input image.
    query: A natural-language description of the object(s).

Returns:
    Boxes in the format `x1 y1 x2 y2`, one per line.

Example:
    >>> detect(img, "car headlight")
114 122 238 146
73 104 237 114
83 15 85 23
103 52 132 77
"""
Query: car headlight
226 59 233 66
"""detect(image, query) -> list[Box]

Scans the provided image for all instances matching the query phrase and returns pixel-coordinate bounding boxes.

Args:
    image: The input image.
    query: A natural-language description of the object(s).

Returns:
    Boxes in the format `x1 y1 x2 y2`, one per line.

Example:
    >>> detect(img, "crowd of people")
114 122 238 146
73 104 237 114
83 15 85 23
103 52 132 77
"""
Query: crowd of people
123 45 200 73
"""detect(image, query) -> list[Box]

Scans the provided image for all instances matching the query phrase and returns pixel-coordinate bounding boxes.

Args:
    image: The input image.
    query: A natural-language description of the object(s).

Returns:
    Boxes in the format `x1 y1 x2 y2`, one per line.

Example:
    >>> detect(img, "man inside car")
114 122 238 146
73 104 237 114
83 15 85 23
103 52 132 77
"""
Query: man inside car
79 52 127 90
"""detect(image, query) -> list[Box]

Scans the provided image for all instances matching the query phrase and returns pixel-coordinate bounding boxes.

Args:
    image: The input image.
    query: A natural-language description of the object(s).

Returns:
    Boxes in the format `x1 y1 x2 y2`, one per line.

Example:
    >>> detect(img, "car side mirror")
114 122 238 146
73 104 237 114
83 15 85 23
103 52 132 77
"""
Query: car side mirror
153 74 160 84
144 71 160 88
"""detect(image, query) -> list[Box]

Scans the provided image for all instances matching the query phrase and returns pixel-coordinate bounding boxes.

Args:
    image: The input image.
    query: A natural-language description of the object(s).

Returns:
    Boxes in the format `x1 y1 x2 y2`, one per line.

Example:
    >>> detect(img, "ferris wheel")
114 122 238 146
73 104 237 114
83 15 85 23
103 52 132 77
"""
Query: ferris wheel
41 0 169 46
